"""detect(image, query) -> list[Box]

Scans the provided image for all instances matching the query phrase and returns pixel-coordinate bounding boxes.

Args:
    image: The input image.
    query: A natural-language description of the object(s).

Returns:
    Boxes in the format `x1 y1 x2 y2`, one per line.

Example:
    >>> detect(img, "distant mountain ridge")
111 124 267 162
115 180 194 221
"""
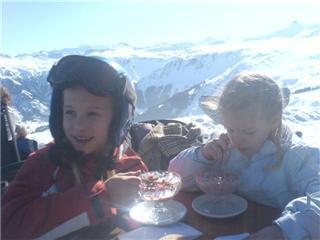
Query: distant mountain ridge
0 21 319 136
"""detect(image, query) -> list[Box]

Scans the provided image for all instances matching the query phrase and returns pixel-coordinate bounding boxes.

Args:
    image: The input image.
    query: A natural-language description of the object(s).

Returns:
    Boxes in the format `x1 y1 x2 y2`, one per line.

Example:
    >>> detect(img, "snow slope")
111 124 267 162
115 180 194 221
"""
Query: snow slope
1 22 319 147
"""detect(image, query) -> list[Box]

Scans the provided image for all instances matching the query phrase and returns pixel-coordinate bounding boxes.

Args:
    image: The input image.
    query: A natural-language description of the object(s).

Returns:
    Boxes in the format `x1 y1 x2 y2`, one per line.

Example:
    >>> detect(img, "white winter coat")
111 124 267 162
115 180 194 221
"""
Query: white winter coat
168 135 320 240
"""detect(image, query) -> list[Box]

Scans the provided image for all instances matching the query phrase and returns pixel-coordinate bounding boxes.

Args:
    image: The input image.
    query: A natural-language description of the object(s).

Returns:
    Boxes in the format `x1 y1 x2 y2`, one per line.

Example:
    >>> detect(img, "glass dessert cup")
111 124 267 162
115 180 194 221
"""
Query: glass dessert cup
195 168 240 214
130 170 186 225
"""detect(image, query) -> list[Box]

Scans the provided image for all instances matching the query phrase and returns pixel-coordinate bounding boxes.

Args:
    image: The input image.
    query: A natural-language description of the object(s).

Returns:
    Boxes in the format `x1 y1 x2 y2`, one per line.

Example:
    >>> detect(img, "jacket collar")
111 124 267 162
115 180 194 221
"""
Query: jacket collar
230 140 278 162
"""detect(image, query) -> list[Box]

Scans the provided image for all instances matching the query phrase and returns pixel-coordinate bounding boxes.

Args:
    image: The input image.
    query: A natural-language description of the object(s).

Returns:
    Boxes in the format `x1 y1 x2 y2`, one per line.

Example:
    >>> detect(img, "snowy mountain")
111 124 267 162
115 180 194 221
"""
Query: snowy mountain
1 21 319 147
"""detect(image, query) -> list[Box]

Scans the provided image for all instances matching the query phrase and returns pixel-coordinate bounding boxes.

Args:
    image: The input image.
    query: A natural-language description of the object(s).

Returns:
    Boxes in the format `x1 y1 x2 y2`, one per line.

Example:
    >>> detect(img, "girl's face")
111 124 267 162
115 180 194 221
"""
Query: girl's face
222 108 278 158
63 85 114 155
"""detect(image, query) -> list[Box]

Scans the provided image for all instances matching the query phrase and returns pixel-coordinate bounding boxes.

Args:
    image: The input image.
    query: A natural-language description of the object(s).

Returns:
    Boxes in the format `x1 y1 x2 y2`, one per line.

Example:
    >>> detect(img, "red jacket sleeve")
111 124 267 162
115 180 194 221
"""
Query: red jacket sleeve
2 146 148 239
116 146 148 173
1 150 116 239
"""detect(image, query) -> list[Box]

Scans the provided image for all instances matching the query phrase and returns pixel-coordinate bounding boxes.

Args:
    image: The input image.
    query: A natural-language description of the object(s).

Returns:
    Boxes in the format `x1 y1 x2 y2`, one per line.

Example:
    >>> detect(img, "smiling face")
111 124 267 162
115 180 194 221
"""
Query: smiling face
63 85 114 155
222 108 278 158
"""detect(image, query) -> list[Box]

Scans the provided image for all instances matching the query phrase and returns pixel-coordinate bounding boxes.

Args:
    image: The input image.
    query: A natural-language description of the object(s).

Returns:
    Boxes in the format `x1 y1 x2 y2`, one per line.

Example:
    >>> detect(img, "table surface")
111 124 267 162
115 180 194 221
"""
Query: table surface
175 191 280 239
60 191 281 239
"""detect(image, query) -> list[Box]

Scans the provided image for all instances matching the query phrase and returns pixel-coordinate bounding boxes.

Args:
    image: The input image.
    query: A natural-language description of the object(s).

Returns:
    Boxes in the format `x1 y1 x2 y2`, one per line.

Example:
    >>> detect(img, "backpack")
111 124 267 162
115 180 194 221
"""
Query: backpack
129 119 203 171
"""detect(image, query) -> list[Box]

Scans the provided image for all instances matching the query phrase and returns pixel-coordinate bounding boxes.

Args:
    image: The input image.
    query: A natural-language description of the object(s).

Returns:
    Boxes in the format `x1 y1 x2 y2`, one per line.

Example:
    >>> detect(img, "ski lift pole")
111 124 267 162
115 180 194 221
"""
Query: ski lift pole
3 105 21 162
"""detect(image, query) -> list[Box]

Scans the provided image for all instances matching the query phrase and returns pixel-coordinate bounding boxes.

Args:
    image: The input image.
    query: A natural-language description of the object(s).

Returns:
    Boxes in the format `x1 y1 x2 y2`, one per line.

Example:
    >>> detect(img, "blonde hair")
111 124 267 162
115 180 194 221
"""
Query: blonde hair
1 86 12 105
16 125 28 138
218 73 283 121
218 72 285 168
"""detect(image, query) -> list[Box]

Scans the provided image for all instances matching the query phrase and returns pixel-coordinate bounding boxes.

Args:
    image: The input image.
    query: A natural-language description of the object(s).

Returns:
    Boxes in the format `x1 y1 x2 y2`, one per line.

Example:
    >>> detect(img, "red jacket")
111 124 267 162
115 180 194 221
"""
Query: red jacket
1 143 147 239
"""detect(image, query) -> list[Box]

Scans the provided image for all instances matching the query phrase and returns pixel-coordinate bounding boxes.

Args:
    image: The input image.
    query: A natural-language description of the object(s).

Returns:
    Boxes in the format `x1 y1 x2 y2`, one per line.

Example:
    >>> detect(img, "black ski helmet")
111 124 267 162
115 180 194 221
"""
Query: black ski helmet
47 55 136 151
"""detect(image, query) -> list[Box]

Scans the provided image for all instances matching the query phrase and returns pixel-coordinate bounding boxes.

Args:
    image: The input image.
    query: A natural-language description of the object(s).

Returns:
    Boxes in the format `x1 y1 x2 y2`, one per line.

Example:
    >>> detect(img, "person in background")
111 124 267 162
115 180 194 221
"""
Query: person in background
15 125 38 160
2 55 148 239
169 72 320 240
1 86 20 166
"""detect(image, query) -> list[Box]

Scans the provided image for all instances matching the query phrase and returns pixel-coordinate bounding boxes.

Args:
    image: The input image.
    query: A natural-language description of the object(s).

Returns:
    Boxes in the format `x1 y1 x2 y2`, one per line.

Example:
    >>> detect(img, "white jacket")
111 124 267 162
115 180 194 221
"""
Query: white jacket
168 136 320 240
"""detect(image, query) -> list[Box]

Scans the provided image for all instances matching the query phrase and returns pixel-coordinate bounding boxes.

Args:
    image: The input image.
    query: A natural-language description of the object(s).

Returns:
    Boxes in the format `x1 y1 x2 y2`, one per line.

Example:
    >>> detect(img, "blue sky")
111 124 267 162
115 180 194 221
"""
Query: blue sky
1 0 319 56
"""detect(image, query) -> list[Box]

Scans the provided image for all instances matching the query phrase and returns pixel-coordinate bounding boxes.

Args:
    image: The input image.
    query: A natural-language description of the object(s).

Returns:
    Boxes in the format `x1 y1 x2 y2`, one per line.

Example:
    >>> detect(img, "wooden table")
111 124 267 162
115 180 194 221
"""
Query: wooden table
60 191 281 239
175 191 281 239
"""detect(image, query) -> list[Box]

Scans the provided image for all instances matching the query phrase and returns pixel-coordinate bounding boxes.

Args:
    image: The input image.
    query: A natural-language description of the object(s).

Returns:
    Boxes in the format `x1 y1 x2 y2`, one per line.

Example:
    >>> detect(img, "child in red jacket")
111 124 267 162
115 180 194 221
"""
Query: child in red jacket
1 55 147 239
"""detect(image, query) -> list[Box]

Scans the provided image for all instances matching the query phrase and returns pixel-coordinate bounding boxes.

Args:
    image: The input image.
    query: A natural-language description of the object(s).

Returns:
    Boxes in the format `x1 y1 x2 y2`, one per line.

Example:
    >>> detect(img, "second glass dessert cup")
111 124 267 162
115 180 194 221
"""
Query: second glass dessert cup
192 168 247 218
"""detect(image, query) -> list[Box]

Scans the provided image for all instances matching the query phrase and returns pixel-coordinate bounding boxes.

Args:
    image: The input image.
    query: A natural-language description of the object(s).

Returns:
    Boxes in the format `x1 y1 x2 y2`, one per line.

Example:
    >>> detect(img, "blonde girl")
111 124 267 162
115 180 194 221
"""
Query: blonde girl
169 72 320 240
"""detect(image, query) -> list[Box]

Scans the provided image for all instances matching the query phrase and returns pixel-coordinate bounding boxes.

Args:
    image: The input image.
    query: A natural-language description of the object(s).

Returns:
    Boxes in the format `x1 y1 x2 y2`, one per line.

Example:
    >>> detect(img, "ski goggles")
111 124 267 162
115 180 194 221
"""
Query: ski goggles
47 55 127 97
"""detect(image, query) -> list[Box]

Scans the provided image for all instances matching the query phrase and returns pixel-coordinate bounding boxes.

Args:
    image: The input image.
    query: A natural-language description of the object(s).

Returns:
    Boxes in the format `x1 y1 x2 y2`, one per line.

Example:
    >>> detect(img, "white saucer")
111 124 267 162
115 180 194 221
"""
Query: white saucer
129 199 187 226
192 194 248 218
